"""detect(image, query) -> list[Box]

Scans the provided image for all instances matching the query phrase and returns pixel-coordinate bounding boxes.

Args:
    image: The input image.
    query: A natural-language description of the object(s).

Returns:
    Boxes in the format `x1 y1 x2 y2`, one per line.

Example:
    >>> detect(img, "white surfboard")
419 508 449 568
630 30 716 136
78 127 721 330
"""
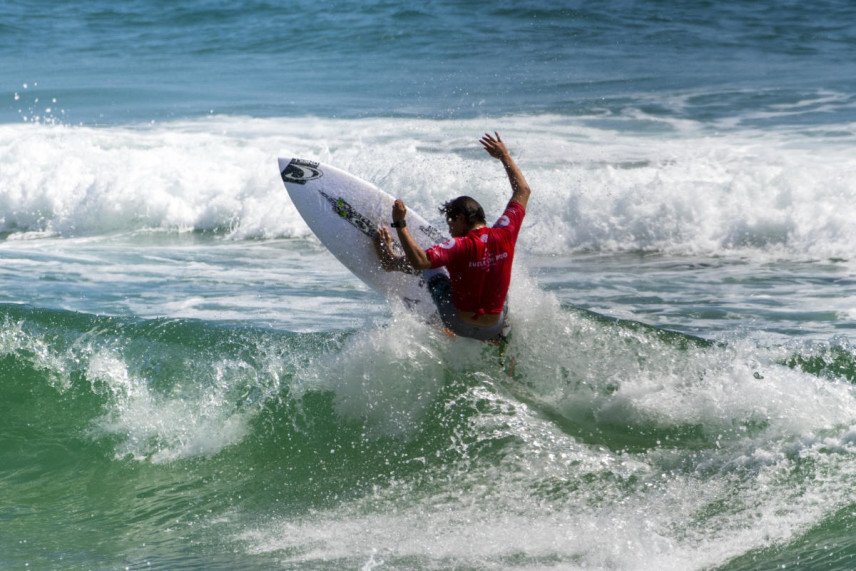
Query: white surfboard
278 157 448 321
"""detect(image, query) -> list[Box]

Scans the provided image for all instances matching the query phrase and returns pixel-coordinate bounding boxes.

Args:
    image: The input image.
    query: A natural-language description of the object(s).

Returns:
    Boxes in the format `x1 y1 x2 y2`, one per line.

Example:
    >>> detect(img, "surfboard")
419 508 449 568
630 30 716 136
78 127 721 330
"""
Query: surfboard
278 157 449 322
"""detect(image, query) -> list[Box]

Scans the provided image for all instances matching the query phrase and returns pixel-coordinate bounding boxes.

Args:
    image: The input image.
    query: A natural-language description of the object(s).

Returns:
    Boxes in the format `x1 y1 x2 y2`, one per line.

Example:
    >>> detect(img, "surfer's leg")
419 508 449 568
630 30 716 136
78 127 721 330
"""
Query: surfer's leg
425 273 459 332
427 273 453 307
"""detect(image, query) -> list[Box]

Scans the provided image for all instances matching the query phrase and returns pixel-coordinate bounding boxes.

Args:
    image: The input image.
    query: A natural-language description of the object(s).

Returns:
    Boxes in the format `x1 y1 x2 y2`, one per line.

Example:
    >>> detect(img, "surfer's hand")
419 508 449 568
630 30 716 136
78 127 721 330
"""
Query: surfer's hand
479 132 509 160
375 227 393 254
374 227 397 272
392 199 407 223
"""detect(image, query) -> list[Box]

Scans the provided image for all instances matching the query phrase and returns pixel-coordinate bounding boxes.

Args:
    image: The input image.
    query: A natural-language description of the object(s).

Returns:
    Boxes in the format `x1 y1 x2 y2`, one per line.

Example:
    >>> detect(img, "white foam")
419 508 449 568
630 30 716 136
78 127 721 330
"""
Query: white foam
239 306 856 569
235 375 856 571
302 309 453 438
84 345 283 463
220 276 854 568
2 115 855 260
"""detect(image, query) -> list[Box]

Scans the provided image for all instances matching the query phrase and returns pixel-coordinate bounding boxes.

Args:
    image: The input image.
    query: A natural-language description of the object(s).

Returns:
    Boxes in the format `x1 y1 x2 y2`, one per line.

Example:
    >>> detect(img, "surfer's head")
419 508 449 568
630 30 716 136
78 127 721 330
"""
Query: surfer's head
440 196 485 236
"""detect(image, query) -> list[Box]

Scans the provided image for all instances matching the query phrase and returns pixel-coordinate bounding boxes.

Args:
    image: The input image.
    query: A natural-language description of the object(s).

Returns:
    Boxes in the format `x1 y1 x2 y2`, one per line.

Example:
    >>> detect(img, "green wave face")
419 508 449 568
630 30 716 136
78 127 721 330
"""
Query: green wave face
3 303 856 569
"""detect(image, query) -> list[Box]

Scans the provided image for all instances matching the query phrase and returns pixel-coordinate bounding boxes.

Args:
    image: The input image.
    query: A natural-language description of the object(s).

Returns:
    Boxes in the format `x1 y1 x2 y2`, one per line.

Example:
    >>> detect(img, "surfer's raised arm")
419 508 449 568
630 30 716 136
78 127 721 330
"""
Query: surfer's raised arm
479 132 531 211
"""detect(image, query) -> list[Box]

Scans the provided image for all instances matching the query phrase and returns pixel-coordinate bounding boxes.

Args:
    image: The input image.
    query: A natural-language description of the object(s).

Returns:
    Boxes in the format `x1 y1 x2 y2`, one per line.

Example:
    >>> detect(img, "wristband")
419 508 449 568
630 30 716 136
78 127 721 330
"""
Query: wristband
391 220 407 228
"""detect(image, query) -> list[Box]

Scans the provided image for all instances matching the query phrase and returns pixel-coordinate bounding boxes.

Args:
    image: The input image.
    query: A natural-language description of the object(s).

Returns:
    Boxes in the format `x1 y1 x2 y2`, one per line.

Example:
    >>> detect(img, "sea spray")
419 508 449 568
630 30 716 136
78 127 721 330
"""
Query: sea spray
237 294 856 569
309 311 451 439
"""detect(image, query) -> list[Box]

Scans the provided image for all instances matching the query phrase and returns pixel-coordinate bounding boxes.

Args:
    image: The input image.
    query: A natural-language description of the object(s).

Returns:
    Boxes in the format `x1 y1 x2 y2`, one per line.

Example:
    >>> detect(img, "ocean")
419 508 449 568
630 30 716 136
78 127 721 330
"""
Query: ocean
3 1 856 569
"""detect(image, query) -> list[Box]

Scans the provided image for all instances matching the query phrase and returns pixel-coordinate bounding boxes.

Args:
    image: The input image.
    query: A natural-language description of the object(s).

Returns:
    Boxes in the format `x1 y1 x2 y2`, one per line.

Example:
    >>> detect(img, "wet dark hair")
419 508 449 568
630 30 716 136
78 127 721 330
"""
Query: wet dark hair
439 196 485 226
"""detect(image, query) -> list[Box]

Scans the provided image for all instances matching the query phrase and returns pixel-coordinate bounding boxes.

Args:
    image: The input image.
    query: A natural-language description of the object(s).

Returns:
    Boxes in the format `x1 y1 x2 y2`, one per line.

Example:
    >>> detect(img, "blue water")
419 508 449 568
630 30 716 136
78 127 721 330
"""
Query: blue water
5 1 856 124
4 1 856 569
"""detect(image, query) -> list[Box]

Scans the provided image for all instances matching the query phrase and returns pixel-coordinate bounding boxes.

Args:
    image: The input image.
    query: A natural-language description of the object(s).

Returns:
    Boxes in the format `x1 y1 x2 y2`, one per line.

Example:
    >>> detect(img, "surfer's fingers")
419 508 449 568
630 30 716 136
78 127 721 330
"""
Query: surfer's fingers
480 133 505 152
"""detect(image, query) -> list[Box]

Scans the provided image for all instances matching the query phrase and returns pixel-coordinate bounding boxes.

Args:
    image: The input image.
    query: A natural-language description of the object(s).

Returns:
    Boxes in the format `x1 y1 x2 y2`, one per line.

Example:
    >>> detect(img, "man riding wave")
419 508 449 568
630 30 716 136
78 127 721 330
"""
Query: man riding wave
375 132 531 341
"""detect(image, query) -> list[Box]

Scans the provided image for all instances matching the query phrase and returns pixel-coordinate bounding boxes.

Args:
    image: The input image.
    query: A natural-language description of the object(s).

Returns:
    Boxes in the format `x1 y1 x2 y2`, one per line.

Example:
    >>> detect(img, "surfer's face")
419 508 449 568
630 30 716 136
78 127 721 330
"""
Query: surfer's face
447 213 466 237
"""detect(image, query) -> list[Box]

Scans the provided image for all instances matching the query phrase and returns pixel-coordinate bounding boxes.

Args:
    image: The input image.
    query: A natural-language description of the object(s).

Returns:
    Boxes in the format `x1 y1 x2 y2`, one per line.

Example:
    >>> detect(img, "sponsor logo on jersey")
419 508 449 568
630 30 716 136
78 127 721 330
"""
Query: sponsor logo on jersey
495 215 511 228
439 238 456 250
469 251 508 269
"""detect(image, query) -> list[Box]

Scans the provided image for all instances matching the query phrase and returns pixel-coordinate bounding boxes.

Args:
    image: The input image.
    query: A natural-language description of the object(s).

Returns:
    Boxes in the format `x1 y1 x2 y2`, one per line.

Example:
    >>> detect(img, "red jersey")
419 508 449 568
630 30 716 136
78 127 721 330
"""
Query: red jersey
425 201 525 317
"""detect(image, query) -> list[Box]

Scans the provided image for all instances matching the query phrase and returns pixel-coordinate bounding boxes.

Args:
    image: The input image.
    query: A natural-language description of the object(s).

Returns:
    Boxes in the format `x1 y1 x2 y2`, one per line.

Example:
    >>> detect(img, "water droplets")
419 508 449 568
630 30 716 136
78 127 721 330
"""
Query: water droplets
13 81 65 125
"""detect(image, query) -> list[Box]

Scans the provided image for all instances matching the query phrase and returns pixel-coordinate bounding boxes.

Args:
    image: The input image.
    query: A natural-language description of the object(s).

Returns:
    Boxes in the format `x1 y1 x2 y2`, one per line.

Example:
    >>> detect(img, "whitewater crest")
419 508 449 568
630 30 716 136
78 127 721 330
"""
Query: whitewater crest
0 116 854 261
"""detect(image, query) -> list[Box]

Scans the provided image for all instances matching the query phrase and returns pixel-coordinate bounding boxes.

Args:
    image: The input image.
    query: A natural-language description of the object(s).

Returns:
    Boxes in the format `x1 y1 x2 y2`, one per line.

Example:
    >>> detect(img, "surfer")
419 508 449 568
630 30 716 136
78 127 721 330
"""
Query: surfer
374 132 530 341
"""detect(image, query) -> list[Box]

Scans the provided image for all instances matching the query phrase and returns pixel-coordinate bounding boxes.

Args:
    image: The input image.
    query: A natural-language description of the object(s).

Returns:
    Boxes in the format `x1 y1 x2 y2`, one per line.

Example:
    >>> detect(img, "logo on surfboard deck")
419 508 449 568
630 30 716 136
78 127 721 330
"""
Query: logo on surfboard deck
420 224 446 245
281 159 323 185
319 191 419 275
319 191 376 237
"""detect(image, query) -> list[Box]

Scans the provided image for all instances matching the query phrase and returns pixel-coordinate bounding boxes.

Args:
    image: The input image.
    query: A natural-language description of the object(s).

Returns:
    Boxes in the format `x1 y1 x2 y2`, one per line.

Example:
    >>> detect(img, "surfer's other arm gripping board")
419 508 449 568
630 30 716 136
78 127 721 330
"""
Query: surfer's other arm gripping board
278 158 448 322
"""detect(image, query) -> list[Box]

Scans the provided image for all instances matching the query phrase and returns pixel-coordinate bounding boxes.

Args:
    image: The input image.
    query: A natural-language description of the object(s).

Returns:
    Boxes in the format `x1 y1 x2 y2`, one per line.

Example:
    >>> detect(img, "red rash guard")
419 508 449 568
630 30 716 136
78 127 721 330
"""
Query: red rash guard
425 201 525 318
